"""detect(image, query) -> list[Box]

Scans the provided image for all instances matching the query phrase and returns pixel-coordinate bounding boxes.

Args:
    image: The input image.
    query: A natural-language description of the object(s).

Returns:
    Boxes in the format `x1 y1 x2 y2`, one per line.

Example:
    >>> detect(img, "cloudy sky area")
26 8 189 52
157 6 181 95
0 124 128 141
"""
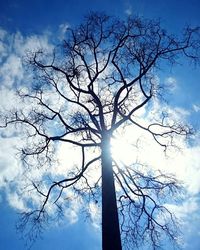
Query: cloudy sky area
0 0 200 249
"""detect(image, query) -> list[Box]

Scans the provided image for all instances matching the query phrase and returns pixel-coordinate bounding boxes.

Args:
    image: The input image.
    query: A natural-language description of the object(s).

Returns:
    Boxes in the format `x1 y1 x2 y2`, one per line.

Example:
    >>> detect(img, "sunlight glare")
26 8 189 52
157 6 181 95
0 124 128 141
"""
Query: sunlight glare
111 133 138 166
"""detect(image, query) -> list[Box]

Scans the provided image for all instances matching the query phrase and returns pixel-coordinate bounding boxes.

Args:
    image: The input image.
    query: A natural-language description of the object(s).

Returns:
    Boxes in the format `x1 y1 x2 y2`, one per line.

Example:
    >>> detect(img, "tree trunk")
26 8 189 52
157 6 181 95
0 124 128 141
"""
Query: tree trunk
101 134 122 250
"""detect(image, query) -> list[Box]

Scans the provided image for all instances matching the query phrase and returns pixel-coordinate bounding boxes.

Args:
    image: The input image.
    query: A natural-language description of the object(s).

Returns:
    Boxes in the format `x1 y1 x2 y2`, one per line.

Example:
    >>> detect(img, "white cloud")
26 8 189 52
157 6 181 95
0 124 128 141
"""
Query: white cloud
0 30 24 88
0 29 8 63
58 23 70 40
125 7 132 16
0 28 7 40
112 99 200 214
193 104 200 112
89 202 101 229
165 197 200 250
6 191 27 211
0 54 24 87
0 135 23 188
0 27 54 210
0 27 53 91
165 76 177 92
13 31 53 55
166 196 200 245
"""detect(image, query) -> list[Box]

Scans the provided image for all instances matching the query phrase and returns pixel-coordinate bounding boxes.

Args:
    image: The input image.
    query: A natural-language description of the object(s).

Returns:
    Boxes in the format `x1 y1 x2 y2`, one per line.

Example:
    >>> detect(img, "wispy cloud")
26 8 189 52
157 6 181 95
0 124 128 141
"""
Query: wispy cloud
193 104 200 112
124 1 133 16
125 7 132 16
0 54 24 88
58 23 70 40
165 76 177 92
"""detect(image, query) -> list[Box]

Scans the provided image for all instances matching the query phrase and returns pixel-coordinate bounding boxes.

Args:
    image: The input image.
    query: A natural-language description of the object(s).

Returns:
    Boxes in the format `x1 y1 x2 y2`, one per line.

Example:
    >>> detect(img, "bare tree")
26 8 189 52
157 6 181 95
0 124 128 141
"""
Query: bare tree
1 12 200 250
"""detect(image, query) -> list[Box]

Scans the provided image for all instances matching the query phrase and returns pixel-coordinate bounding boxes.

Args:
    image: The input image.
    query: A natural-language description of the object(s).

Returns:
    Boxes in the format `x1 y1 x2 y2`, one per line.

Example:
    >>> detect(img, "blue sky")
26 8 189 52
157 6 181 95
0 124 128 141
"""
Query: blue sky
0 1 200 250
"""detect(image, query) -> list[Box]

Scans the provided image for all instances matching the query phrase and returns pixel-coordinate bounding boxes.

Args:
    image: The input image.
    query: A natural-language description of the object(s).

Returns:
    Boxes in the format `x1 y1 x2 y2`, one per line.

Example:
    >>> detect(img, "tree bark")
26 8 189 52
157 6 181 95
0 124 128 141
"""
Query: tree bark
101 134 122 250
